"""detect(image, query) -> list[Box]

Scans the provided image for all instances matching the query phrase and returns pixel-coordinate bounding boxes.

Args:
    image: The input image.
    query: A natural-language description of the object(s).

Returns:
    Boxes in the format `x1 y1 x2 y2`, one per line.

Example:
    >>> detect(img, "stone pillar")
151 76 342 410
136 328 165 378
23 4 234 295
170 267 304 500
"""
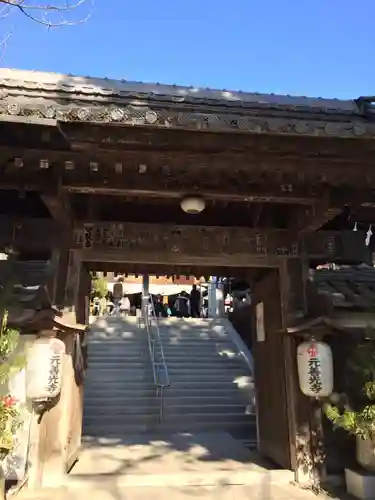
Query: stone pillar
142 274 150 297
207 278 217 318
142 274 150 313
216 281 225 317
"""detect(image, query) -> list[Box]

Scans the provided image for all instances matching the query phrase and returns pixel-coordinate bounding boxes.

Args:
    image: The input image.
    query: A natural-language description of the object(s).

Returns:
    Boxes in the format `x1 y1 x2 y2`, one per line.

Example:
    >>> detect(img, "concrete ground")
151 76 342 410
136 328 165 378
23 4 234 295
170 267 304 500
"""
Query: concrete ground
14 483 331 500
13 432 343 500
69 432 287 487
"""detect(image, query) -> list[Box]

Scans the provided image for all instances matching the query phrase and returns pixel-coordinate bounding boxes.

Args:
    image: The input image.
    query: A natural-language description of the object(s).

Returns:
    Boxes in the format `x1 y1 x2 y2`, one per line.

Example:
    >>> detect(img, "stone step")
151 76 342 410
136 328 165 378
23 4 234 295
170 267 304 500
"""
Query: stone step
83 419 257 436
84 402 255 416
156 334 230 341
86 365 153 375
85 372 154 382
83 394 251 406
88 339 233 348
161 341 234 348
88 339 235 347
83 386 254 401
84 379 254 391
88 358 249 375
87 361 247 372
84 412 255 426
85 371 251 383
88 340 147 347
87 351 243 362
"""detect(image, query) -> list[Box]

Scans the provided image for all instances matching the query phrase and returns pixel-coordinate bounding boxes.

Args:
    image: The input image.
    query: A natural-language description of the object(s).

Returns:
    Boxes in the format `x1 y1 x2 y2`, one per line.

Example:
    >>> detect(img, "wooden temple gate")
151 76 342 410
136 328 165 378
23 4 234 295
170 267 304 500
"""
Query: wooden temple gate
0 68 375 484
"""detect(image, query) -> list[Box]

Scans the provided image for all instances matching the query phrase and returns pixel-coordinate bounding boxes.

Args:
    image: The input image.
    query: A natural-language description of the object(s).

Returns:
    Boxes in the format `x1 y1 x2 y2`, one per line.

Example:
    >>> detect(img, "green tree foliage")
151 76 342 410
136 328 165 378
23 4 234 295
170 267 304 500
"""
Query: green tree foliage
91 274 108 299
324 330 375 439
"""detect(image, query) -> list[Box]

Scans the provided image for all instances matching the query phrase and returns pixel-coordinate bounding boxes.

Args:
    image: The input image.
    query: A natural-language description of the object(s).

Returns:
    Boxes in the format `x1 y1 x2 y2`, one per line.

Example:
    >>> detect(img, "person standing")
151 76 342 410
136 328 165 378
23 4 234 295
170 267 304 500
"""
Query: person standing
189 284 201 318
112 277 124 316
120 295 130 316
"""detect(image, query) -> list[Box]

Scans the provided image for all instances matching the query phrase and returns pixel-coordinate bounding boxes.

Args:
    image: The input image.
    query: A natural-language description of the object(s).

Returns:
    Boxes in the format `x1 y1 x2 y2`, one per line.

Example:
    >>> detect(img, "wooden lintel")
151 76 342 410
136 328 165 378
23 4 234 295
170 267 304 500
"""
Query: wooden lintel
73 220 370 264
66 185 318 205
80 249 283 268
0 217 370 264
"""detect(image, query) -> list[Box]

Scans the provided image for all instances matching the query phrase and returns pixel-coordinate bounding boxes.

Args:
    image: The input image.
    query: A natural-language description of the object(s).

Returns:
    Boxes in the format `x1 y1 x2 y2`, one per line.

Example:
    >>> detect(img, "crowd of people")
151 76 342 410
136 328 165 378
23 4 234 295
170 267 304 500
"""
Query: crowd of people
91 279 203 318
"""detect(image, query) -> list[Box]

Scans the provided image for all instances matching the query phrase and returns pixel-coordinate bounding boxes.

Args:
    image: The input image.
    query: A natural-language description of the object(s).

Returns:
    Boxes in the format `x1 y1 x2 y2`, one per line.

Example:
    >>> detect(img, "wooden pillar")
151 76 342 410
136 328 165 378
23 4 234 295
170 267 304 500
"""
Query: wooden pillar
77 264 91 325
252 268 292 468
27 330 85 488
251 258 318 483
279 258 314 484
65 251 81 310
48 248 70 308
48 249 88 326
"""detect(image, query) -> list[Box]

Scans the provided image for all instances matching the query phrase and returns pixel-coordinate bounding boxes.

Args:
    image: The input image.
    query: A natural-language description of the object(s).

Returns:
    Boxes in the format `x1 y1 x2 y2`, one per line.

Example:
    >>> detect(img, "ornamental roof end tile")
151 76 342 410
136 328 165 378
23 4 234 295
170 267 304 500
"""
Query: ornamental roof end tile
0 67 362 113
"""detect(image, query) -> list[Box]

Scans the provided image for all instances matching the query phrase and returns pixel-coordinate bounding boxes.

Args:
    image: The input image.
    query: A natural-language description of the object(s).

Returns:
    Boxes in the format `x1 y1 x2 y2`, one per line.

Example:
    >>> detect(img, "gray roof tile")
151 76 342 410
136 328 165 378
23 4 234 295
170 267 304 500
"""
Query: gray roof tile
0 68 361 113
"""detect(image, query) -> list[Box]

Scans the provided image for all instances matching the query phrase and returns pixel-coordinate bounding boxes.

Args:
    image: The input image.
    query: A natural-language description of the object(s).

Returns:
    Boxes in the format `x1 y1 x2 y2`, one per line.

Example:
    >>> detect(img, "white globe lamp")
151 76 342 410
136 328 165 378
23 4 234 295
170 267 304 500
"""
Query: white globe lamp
180 197 206 214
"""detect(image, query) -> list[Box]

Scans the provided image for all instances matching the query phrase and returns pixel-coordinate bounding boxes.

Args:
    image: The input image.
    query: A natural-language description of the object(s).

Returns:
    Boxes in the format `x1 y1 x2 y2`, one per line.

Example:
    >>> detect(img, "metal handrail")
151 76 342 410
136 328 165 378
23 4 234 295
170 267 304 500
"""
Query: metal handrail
142 294 170 421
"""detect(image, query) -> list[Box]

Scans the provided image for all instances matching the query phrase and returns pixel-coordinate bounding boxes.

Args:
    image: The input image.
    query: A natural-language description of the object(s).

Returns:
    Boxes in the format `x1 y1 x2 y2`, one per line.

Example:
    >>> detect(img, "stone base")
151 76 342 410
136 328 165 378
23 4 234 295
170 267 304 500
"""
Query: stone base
345 468 375 499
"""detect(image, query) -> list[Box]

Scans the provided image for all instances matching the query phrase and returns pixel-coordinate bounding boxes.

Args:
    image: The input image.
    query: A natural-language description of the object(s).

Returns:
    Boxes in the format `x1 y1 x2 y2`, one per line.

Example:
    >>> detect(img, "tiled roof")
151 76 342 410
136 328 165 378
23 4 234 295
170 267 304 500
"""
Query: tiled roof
0 260 50 287
310 267 375 310
0 68 363 114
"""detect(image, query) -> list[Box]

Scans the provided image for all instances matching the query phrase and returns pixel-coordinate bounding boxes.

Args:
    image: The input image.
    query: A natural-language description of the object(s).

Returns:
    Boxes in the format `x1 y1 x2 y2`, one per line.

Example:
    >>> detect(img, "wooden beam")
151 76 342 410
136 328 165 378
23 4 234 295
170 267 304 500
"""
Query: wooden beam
291 199 342 233
90 262 245 277
1 145 375 190
66 185 320 205
0 217 370 265
0 146 326 204
41 192 72 226
60 123 375 158
73 220 371 264
0 92 374 140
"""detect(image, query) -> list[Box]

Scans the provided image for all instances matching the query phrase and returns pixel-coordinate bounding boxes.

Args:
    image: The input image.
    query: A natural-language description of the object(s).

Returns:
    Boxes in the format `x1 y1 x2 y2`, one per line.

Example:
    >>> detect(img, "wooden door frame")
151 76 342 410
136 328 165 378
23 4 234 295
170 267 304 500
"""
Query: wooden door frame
63 248 307 476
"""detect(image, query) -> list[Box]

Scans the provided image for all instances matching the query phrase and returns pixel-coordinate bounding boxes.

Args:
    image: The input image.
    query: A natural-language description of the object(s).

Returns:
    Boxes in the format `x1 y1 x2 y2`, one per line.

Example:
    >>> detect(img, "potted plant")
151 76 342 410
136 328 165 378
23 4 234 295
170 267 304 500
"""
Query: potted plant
324 334 375 470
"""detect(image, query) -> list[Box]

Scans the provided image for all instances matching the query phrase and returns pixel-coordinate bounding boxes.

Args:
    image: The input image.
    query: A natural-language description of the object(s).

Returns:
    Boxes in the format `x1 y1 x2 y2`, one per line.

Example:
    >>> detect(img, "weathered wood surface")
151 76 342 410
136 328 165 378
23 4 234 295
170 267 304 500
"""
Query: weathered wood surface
28 331 85 489
0 216 370 263
279 259 319 484
252 269 292 468
73 220 370 264
2 145 375 198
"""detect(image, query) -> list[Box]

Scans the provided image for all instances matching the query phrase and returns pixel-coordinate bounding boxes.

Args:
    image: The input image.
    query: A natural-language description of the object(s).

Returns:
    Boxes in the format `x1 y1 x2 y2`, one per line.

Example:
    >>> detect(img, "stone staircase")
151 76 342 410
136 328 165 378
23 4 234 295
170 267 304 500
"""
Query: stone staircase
83 317 257 446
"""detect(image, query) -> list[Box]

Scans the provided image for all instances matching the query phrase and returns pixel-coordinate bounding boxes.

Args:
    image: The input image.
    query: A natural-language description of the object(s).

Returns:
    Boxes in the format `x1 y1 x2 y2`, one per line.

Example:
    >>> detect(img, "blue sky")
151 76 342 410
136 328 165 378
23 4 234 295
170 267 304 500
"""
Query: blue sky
1 0 373 99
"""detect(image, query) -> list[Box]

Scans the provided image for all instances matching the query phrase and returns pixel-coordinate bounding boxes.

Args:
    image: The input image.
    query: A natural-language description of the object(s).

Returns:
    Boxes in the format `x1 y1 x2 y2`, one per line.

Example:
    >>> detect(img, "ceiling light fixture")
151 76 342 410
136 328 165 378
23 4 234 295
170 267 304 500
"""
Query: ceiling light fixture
180 196 206 215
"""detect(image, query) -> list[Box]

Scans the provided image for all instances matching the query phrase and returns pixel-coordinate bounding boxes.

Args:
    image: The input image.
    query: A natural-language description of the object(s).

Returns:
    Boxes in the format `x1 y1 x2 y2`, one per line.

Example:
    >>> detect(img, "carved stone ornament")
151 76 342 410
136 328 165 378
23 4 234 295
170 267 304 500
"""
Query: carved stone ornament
0 97 373 139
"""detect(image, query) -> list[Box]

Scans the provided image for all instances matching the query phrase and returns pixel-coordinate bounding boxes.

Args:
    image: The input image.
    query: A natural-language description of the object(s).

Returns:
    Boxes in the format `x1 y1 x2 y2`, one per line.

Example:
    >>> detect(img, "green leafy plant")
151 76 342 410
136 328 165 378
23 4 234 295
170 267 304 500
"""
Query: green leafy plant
0 258 24 460
0 395 20 460
91 273 108 299
0 312 23 460
324 333 375 440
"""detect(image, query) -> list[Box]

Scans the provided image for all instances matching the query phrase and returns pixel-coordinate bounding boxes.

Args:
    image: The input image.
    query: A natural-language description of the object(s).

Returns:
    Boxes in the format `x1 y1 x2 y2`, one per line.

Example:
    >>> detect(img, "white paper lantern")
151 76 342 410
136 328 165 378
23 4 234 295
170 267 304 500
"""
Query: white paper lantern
297 340 333 398
180 197 206 214
25 338 65 401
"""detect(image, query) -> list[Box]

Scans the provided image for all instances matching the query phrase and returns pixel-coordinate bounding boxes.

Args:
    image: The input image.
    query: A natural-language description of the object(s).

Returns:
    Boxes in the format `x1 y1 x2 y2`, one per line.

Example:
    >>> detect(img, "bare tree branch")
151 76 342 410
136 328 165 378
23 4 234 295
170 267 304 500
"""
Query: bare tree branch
0 0 93 28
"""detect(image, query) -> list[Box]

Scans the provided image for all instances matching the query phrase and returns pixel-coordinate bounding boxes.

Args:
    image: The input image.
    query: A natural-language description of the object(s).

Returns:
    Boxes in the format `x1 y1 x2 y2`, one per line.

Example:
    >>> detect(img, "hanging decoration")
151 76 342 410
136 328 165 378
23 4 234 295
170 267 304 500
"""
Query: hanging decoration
366 225 373 247
25 337 65 402
297 339 333 398
351 220 374 247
